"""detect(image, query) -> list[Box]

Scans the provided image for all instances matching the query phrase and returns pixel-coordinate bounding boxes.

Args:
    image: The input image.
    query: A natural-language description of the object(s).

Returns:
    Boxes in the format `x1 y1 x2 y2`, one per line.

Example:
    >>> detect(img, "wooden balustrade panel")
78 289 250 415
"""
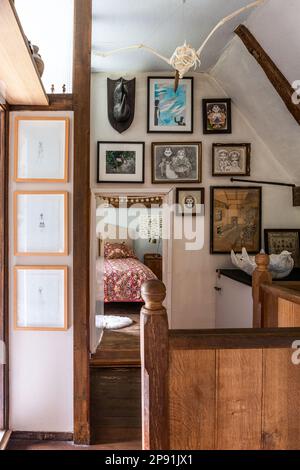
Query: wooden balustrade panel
169 349 216 450
262 348 300 450
278 299 300 327
167 342 300 450
216 349 263 450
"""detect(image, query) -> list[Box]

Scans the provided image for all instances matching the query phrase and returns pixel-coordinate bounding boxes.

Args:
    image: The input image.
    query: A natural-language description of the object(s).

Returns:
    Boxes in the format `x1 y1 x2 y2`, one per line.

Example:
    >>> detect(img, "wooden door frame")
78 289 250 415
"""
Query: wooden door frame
73 0 92 445
0 103 9 431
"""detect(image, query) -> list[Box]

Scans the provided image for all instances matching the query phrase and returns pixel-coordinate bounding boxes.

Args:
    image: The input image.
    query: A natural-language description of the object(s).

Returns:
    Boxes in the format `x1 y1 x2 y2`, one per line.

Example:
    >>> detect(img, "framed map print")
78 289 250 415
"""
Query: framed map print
14 266 68 331
14 116 69 182
147 77 193 133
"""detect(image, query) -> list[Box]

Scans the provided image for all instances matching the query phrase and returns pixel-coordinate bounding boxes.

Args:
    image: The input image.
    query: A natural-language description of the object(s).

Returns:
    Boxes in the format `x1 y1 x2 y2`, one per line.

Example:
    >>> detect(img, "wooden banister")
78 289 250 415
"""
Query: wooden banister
252 252 272 328
141 280 169 450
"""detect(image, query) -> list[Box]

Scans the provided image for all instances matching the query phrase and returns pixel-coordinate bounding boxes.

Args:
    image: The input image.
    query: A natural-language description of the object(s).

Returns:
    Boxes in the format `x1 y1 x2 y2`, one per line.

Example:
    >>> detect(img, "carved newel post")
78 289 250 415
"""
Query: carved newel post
141 280 169 451
252 252 272 328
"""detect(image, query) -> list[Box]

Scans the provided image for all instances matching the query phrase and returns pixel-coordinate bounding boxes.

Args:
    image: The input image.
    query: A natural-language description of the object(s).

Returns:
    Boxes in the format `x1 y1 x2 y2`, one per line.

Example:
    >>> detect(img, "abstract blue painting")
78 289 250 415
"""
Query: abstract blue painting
148 77 193 133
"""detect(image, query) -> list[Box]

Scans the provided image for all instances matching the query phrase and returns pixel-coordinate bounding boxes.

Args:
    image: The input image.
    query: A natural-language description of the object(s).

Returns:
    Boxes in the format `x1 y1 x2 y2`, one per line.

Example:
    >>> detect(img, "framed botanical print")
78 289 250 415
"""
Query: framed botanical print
14 266 68 331
202 98 232 134
14 191 68 256
152 142 202 184
210 186 262 254
176 188 205 216
97 141 145 183
147 76 194 133
14 116 69 182
265 229 300 267
212 143 251 176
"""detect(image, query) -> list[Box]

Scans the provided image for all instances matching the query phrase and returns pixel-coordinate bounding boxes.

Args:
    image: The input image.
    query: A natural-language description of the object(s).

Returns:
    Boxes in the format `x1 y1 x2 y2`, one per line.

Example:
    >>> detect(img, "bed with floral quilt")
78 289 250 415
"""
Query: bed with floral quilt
102 242 157 303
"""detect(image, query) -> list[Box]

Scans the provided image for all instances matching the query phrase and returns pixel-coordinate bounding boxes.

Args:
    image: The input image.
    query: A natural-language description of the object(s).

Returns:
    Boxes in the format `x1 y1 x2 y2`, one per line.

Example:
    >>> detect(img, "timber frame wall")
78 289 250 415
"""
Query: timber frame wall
0 104 9 431
5 0 92 444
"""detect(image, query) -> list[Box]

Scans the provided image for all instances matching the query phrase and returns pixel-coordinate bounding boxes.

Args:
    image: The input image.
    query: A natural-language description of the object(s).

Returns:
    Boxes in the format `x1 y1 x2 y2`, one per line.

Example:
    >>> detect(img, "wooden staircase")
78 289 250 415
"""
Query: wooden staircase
90 308 142 445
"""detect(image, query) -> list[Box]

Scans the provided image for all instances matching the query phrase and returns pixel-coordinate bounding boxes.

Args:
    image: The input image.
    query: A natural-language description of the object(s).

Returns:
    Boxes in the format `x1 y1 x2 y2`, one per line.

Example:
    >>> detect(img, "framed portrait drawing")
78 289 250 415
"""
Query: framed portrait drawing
97 141 145 183
147 77 193 133
14 116 69 182
14 266 68 331
152 142 202 184
212 143 251 176
265 229 300 267
14 191 68 256
210 186 262 254
176 188 205 216
202 98 232 134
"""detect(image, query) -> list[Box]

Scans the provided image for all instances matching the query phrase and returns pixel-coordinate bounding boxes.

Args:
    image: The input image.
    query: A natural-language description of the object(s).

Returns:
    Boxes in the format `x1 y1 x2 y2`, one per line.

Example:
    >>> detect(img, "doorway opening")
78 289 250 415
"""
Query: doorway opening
89 191 172 445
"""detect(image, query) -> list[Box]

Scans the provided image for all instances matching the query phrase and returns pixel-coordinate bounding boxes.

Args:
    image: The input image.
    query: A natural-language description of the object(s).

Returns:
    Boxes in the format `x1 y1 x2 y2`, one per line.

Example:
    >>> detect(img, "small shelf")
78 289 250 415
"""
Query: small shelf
0 0 49 105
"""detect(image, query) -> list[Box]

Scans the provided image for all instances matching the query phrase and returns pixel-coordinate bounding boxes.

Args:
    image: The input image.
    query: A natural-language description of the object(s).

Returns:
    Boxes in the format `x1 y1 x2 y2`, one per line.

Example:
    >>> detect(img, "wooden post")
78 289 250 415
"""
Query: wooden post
252 252 272 328
73 0 92 445
141 280 169 450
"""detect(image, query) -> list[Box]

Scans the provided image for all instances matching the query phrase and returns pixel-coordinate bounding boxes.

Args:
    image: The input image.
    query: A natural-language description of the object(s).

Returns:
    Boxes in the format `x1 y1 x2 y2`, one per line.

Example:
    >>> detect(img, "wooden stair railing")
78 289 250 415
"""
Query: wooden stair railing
140 280 169 450
252 252 300 328
141 279 300 450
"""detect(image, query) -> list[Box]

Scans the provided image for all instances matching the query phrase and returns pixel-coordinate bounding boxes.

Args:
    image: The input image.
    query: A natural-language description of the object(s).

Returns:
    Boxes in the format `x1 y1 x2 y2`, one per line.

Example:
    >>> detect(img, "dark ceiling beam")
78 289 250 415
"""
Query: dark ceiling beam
235 24 300 126
10 94 73 111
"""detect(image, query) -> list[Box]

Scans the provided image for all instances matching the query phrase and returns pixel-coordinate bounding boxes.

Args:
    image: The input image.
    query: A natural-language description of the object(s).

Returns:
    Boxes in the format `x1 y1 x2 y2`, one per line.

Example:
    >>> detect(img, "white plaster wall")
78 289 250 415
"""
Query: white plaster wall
9 111 73 433
246 0 300 84
211 37 300 182
91 72 298 329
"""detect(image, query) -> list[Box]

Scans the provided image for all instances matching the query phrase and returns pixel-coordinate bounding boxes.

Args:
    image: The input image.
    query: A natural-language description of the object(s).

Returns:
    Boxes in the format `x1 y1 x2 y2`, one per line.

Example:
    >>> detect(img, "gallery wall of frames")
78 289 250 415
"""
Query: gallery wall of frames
92 72 299 330
9 111 74 433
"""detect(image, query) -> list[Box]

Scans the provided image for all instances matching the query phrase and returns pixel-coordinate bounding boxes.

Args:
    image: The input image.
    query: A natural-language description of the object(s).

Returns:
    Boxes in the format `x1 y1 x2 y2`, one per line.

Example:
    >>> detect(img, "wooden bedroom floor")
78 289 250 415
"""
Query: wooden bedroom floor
90 303 142 367
90 303 142 447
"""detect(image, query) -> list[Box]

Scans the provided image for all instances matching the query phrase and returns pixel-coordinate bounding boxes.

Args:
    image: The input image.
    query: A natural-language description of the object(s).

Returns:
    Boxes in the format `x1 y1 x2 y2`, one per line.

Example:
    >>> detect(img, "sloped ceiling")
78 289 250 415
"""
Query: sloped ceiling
92 0 261 73
211 0 300 183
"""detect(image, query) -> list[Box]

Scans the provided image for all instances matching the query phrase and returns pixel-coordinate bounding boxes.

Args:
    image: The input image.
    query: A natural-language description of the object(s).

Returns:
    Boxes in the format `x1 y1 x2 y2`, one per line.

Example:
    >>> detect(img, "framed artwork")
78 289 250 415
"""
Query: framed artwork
176 188 205 216
152 142 202 184
14 116 69 182
14 191 68 256
147 76 194 133
202 98 232 134
210 186 262 254
97 141 145 183
14 266 68 331
212 143 251 176
265 229 300 267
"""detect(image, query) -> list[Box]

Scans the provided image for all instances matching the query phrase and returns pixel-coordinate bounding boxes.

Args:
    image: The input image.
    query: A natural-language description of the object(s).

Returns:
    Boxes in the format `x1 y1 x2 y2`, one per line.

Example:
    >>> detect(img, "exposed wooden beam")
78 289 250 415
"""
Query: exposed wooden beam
10 94 74 112
73 0 92 446
235 25 300 126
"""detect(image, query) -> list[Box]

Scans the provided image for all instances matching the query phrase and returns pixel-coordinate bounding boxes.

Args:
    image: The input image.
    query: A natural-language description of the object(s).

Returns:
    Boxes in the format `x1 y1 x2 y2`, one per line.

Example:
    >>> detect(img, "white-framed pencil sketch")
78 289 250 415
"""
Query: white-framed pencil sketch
14 266 68 331
14 191 69 256
14 116 69 183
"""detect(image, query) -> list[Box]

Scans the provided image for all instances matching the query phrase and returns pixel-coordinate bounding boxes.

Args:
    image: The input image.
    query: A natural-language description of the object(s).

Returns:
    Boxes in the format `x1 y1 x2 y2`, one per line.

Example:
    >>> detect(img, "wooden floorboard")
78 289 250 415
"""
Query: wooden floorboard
7 439 141 450
90 304 141 367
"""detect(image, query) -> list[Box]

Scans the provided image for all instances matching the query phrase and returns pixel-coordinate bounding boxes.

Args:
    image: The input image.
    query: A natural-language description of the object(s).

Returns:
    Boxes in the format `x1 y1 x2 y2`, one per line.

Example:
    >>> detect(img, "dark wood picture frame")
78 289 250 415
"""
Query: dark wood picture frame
176 187 205 217
97 141 145 184
210 186 262 254
212 143 251 177
147 76 194 134
151 142 202 184
202 98 232 134
264 229 300 267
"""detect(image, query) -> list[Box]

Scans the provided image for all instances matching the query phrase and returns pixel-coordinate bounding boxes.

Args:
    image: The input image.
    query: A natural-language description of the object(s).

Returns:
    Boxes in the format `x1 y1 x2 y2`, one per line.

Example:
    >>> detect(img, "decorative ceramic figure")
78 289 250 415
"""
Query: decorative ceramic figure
31 44 44 77
231 248 294 279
